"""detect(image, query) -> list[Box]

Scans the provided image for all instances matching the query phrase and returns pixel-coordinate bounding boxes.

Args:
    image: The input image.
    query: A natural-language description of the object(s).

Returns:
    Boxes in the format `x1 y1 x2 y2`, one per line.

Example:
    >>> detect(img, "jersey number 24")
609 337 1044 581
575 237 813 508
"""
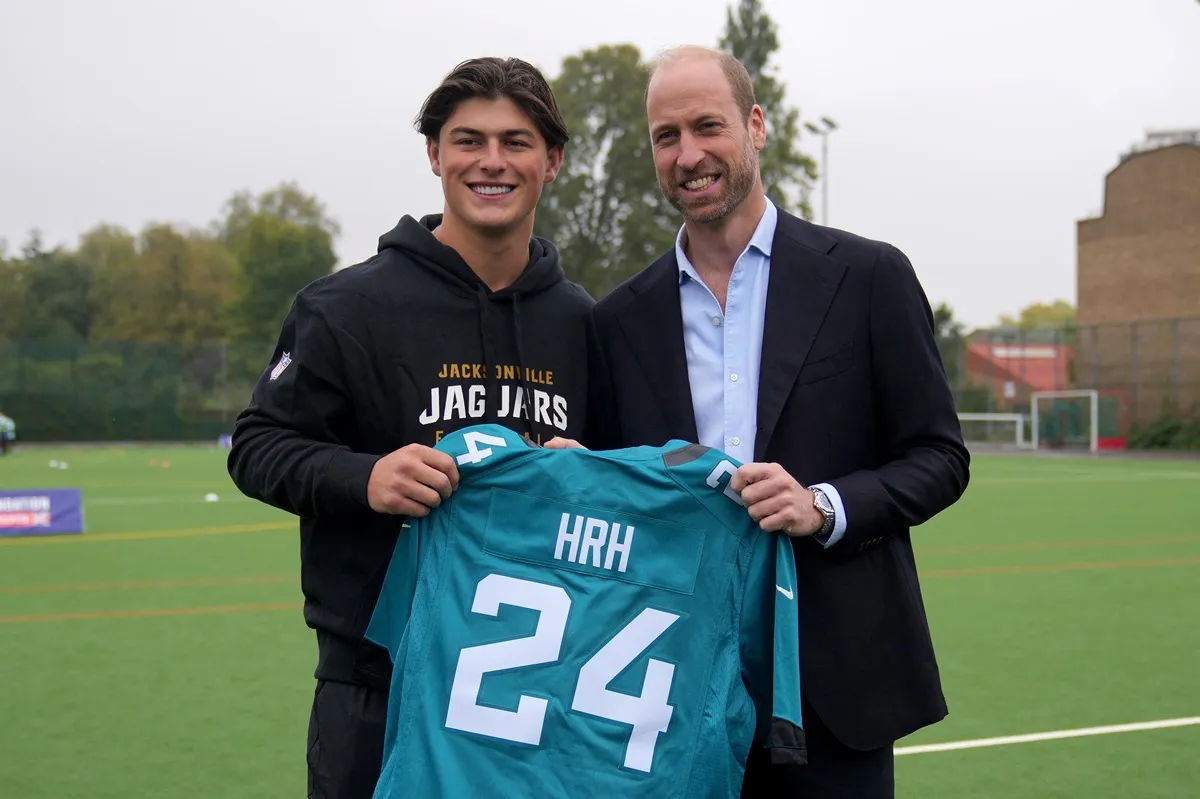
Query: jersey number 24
443 432 744 774
445 573 678 773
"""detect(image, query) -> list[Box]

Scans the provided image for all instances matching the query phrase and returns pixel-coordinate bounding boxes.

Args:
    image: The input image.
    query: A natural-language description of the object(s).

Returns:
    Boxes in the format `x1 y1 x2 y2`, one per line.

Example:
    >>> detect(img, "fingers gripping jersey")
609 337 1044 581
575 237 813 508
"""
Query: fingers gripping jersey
365 424 804 798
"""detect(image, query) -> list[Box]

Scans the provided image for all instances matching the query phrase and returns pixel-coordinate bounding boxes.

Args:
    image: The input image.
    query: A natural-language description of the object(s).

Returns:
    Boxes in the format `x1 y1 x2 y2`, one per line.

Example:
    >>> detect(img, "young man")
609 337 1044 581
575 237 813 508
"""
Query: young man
562 46 970 797
226 57 603 799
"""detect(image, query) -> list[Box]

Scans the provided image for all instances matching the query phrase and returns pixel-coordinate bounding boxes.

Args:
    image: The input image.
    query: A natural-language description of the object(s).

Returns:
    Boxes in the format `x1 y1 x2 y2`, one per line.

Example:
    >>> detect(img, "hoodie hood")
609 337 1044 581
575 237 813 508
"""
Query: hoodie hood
374 214 572 438
377 214 565 299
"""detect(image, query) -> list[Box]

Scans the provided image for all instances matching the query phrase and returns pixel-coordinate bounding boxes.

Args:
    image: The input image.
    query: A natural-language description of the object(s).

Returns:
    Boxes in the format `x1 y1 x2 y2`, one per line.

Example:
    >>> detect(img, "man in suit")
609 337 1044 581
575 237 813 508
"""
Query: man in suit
570 46 970 796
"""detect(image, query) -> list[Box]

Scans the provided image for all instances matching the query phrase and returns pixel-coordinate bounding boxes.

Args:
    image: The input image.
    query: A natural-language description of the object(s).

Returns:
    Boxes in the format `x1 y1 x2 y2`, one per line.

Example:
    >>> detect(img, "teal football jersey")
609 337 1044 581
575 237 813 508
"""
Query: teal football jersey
365 423 804 798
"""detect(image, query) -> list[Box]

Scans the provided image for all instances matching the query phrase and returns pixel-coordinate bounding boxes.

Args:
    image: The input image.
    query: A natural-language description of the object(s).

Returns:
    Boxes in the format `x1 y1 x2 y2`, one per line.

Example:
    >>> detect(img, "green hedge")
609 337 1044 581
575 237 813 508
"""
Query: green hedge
0 340 270 442
1126 413 1200 451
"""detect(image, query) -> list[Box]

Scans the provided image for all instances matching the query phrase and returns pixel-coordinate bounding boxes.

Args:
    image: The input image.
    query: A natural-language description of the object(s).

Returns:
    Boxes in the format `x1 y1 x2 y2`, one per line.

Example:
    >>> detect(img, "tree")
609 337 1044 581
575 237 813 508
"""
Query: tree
217 181 341 253
15 229 94 342
218 182 339 344
83 223 236 345
930 301 995 412
933 301 966 343
719 0 819 219
80 224 139 341
535 45 679 298
932 301 967 388
998 300 1075 331
0 246 28 342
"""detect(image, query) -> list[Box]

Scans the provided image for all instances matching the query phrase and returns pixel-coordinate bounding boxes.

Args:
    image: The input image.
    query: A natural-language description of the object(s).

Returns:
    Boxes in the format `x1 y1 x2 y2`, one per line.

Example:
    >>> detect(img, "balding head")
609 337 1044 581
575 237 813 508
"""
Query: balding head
646 46 758 122
643 45 767 226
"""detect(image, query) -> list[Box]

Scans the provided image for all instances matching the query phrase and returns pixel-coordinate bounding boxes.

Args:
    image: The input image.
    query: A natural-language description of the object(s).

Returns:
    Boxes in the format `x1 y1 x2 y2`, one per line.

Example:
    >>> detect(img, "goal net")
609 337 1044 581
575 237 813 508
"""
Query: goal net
1032 388 1130 451
1032 390 1101 451
957 413 1032 450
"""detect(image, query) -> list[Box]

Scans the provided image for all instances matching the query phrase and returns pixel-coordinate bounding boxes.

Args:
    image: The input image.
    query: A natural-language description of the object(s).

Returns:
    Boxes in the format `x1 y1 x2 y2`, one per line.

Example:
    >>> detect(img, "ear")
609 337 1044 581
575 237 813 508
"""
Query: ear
748 105 767 152
543 145 565 184
427 137 443 177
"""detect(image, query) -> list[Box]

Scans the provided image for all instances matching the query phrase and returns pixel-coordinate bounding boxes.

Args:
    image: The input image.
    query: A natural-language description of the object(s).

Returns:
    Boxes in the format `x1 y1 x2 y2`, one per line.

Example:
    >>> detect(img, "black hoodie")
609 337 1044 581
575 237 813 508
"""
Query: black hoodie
227 214 603 690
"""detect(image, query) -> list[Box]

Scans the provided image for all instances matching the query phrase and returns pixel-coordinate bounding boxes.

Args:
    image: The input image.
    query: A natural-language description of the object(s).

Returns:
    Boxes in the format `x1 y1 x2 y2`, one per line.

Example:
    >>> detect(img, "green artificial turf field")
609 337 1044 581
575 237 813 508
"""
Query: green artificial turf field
1 444 1197 797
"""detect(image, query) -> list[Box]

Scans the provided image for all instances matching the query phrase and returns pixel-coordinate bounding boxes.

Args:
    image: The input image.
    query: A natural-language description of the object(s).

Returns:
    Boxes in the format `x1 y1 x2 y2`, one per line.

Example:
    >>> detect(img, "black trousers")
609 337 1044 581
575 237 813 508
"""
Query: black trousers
307 679 389 799
741 694 895 798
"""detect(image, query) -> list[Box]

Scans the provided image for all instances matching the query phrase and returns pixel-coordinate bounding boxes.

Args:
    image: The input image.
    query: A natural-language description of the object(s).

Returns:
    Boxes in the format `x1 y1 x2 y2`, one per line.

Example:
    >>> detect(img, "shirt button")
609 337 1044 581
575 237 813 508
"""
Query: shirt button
730 373 739 382
712 316 722 326
731 437 741 446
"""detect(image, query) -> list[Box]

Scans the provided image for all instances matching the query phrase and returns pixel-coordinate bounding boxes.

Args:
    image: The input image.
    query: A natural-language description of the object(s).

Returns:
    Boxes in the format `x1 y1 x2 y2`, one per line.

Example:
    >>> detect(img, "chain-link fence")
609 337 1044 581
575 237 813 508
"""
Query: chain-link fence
0 340 274 442
2 318 1198 442
939 316 1200 437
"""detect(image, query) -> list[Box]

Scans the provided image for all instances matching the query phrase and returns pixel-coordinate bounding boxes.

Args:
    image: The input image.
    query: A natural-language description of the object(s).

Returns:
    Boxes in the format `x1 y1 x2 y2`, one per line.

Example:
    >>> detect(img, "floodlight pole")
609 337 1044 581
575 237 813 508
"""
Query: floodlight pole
804 116 838 226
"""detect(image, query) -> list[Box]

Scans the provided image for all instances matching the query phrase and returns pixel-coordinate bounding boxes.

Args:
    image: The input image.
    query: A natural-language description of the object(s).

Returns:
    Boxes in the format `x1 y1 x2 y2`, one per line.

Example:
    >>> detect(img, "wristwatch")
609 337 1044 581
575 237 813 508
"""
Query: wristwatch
811 487 836 538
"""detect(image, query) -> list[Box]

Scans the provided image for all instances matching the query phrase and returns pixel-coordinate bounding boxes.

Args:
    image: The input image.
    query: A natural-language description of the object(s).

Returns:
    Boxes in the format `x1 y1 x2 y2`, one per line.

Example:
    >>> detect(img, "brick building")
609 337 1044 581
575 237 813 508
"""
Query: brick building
961 334 1072 411
1075 132 1200 425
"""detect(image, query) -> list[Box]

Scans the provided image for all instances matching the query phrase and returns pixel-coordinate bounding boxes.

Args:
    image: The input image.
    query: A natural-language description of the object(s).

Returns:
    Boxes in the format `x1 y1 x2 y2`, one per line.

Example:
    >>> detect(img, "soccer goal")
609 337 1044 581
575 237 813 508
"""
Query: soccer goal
1031 390 1099 452
957 413 1032 450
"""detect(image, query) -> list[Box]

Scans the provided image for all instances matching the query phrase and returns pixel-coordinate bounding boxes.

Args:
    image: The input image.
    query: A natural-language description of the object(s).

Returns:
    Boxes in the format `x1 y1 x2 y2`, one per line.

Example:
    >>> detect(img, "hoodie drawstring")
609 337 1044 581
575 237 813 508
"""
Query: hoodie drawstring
510 292 534 439
476 285 534 439
476 284 500 425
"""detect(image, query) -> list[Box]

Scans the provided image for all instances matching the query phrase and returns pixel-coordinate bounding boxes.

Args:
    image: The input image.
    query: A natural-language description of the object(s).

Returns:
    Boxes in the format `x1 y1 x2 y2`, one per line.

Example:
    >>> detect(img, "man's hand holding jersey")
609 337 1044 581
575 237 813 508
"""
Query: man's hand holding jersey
729 463 823 538
367 444 459 517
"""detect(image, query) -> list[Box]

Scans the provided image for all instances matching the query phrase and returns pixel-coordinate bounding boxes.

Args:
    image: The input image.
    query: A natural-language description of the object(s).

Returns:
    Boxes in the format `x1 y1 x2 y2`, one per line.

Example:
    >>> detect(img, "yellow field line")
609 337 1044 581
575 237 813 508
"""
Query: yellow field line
0 521 292 547
918 535 1200 557
0 575 296 595
0 602 302 624
4 556 1199 623
922 556 1200 578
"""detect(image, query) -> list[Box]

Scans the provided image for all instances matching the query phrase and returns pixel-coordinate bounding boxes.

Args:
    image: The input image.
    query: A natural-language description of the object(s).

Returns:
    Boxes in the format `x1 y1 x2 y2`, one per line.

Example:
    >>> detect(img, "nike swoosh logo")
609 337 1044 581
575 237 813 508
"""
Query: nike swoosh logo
776 585 793 600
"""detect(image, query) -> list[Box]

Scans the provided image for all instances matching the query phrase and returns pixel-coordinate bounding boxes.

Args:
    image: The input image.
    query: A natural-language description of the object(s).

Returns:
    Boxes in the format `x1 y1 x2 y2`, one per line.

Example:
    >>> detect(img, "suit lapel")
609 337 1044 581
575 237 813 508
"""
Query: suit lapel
755 215 846 460
614 255 699 444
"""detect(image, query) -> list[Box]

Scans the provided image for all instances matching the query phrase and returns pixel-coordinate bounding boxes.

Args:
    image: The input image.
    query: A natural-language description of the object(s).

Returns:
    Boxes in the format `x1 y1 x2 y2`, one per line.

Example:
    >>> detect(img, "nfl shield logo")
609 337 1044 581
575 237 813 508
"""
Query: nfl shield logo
269 352 292 381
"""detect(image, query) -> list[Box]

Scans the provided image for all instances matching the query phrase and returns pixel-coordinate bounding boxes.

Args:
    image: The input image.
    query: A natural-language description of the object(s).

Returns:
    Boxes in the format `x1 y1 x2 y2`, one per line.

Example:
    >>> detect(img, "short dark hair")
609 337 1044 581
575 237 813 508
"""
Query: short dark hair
415 57 569 151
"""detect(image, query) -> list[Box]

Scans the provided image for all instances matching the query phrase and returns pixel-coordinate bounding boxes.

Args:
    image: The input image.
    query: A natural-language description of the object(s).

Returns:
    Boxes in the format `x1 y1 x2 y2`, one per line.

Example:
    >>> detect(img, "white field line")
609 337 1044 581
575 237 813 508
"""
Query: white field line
85 496 252 505
973 472 1200 485
896 717 1200 756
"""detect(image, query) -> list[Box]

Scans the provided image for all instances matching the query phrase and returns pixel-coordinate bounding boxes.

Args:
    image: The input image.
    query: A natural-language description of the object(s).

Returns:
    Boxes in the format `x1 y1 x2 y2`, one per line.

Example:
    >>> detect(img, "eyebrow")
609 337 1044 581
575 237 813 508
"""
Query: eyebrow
448 126 535 138
650 115 725 138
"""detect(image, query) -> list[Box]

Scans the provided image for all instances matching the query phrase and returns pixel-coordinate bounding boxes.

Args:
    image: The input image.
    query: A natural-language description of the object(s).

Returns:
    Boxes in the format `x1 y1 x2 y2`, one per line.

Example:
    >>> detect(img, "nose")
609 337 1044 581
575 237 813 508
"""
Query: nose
479 139 507 172
676 133 705 172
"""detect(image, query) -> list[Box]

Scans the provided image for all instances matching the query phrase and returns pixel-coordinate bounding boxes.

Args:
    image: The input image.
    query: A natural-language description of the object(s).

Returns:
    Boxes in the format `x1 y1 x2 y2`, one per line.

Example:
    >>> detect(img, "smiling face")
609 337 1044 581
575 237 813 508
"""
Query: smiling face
427 96 563 237
646 54 766 225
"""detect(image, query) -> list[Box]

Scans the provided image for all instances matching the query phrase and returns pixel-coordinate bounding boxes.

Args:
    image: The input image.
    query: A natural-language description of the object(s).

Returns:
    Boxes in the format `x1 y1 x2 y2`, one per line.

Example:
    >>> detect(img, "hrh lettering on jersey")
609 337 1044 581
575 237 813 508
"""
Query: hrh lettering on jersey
419 362 569 433
553 512 634 574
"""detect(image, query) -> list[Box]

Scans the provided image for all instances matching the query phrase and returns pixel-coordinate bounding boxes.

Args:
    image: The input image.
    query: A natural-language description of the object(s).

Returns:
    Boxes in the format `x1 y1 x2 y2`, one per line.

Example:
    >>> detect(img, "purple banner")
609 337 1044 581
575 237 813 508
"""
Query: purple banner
0 489 85 537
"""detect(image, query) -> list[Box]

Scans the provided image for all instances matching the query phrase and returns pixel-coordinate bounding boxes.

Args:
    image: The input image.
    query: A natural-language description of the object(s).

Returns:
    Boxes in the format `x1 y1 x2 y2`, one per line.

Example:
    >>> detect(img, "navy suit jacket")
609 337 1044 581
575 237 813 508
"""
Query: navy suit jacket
589 207 970 751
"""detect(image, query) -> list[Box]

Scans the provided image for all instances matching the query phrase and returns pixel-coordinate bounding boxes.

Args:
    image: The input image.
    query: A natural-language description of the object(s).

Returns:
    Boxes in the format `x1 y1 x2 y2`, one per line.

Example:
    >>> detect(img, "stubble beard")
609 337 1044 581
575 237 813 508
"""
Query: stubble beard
662 138 759 225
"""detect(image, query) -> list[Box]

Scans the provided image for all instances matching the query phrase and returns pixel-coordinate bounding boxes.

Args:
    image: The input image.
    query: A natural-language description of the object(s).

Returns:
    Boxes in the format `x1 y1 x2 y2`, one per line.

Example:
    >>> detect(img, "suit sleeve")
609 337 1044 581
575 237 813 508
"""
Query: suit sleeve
226 293 381 518
582 308 622 451
823 244 970 549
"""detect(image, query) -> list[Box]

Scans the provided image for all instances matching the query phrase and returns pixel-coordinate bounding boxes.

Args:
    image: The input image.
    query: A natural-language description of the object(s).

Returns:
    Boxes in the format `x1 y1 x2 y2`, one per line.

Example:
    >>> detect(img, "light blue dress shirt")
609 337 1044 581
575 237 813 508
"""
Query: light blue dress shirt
675 200 848 548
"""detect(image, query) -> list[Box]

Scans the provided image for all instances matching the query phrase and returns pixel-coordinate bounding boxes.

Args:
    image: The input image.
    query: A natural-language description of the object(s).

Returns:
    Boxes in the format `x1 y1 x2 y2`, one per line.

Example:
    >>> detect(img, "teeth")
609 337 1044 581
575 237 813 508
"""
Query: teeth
684 176 716 190
473 185 514 195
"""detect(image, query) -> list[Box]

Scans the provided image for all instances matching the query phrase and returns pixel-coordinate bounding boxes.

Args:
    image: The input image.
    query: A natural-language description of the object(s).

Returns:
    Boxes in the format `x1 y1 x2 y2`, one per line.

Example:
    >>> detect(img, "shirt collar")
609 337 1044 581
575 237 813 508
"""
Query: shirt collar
676 199 778 285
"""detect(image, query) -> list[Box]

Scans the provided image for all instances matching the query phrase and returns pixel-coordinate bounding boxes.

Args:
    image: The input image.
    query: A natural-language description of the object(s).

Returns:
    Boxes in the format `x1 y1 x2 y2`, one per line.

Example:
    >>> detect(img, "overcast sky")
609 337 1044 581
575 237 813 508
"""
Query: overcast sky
2 0 1197 329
